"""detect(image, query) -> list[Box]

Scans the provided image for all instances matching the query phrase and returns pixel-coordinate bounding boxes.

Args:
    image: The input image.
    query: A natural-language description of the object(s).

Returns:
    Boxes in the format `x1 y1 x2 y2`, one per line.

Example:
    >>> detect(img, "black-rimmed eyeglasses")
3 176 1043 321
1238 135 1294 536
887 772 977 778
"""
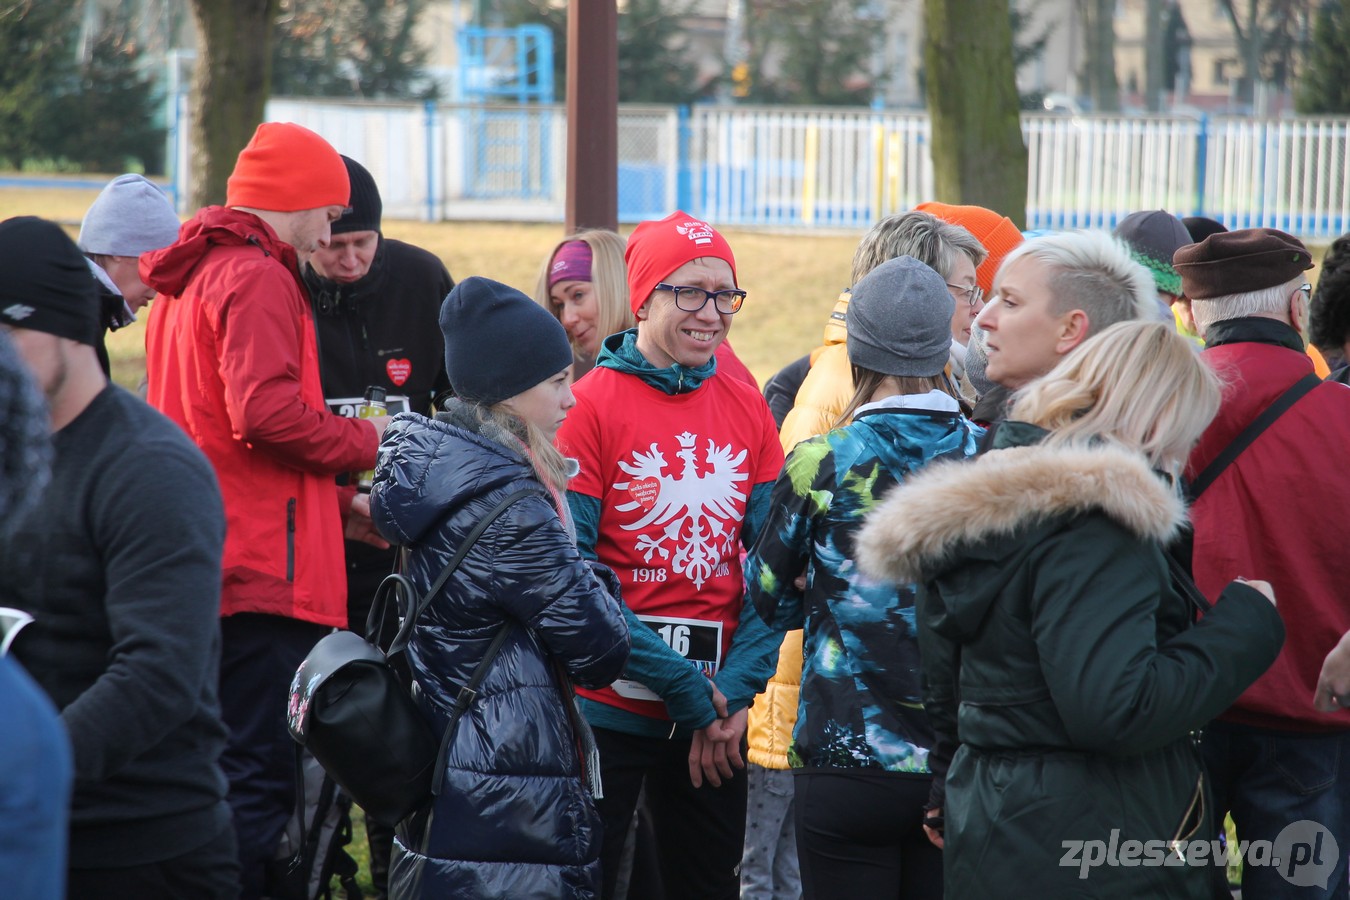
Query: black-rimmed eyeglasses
655 282 747 315
946 282 985 308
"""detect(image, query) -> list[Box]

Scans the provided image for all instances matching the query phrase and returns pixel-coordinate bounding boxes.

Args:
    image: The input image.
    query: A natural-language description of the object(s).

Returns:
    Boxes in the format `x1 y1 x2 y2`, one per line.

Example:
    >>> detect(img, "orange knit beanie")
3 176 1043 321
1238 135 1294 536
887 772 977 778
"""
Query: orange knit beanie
225 122 350 212
915 201 1024 294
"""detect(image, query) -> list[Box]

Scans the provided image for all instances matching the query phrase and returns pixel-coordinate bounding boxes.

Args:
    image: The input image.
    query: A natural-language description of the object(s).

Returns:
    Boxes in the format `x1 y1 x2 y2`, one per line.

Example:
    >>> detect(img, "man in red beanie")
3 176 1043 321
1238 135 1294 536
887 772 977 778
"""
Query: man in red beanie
556 211 785 899
140 121 389 899
1176 228 1350 900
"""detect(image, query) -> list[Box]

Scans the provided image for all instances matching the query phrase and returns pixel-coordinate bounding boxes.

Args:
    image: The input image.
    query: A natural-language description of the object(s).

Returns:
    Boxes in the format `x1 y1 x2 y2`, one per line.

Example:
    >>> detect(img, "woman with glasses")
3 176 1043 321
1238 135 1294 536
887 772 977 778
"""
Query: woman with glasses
746 256 982 900
856 321 1284 900
780 210 989 449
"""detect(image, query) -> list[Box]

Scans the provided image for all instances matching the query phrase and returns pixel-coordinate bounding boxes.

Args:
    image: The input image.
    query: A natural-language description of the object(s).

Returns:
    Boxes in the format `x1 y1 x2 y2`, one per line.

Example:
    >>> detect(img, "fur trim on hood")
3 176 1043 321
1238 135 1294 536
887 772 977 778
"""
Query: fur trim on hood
857 442 1188 584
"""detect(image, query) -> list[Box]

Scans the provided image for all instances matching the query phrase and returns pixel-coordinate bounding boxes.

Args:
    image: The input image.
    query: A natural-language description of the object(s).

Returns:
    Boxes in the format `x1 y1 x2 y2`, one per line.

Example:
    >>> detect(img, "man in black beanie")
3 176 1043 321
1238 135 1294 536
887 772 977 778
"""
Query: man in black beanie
0 217 239 897
302 154 453 897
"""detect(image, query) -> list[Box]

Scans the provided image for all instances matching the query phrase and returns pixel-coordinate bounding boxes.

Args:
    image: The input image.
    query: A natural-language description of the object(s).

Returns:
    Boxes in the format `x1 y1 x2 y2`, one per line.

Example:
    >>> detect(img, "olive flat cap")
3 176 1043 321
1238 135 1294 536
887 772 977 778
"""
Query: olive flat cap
1173 228 1312 299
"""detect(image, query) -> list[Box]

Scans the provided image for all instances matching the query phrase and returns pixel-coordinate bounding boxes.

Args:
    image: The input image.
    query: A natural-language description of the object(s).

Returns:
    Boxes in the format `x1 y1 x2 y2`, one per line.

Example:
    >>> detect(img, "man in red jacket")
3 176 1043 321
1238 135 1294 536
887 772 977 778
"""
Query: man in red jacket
142 122 388 899
1177 228 1350 900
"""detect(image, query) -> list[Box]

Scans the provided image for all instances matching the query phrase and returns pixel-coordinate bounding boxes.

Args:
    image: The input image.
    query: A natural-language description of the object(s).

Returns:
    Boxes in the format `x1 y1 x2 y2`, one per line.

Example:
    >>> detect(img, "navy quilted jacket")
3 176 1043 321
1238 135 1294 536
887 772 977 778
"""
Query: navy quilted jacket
371 406 630 900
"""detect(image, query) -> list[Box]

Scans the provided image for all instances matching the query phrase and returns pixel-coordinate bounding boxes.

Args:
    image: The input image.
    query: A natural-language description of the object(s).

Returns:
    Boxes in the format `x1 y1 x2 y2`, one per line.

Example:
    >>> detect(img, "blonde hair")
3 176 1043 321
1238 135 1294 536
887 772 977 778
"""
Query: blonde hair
1009 321 1221 470
534 230 632 359
995 231 1157 333
478 401 572 493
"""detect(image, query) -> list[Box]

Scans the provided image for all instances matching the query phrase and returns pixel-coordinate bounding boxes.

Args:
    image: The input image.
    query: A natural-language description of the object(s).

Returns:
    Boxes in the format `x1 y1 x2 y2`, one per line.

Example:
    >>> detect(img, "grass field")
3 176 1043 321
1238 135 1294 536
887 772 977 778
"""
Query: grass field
5 183 1332 394
0 185 864 392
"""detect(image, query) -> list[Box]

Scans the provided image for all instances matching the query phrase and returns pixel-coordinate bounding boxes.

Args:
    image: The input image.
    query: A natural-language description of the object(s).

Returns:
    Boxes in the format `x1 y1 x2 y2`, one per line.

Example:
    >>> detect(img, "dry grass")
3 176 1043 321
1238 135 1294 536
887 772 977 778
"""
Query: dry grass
4 184 861 389
5 183 1331 392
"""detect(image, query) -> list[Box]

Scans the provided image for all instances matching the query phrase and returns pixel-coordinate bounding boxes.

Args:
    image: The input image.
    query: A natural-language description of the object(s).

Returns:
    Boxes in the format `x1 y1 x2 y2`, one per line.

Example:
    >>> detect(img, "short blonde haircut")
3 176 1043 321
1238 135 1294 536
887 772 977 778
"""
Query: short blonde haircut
1010 321 1222 470
994 231 1157 334
534 230 632 359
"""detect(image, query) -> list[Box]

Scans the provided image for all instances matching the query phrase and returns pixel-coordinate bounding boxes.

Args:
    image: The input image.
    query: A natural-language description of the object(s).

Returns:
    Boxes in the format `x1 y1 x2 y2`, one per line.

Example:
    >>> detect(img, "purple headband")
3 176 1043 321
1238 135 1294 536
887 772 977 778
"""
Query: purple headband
549 240 593 288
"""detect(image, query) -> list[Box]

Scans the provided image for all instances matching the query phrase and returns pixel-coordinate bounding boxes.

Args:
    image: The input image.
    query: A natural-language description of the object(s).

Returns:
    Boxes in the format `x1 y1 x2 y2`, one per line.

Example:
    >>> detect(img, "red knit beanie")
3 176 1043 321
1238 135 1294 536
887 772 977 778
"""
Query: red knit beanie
625 211 737 314
225 122 350 212
915 201 1024 294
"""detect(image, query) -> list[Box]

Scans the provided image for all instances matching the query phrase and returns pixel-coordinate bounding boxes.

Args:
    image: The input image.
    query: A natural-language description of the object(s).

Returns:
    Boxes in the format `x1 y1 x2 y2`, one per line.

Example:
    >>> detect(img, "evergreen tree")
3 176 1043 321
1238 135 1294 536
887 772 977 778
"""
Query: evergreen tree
0 3 163 173
273 0 437 100
742 0 879 106
55 10 165 173
616 0 702 104
496 0 702 105
1011 0 1056 109
1296 0 1350 113
0 2 79 169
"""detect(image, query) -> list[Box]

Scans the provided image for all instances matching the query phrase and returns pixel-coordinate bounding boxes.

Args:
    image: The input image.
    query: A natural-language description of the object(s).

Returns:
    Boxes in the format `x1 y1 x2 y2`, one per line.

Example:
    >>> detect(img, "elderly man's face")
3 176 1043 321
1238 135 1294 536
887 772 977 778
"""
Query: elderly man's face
310 230 379 284
634 257 736 369
975 255 1077 390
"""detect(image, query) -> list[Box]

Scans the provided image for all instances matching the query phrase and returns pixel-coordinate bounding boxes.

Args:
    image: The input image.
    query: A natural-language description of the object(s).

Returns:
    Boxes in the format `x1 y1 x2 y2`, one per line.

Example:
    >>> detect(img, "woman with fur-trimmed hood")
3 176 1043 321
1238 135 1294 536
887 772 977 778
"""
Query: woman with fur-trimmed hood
856 321 1284 899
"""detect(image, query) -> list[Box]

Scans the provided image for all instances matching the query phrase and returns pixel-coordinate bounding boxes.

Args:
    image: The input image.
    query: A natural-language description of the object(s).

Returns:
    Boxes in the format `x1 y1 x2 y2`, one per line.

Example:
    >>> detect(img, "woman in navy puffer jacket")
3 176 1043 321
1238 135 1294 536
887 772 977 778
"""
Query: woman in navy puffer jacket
371 277 631 900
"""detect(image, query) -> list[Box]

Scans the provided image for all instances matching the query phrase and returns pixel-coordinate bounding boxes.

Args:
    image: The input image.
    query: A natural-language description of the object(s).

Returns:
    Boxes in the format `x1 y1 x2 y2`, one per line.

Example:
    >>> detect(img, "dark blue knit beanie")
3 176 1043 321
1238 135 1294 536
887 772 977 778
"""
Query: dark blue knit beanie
440 276 574 405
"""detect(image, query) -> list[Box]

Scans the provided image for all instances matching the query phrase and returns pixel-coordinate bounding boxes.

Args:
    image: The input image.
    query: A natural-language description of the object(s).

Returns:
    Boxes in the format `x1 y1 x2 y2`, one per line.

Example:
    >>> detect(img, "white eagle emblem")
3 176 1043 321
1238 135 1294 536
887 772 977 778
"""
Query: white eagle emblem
614 431 748 588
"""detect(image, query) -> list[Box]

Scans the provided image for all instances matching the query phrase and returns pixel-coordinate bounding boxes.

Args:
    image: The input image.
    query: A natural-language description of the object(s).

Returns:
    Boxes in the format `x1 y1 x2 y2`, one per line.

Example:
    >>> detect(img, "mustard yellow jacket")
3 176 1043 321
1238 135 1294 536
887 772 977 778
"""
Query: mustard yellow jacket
748 291 850 769
778 292 852 454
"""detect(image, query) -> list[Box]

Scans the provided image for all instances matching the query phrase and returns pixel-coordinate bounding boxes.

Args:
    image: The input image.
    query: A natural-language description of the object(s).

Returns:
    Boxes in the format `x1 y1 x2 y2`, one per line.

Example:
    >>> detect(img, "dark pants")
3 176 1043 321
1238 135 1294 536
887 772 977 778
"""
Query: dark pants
67 822 239 900
793 770 942 900
219 613 328 900
593 726 748 900
1203 721 1350 900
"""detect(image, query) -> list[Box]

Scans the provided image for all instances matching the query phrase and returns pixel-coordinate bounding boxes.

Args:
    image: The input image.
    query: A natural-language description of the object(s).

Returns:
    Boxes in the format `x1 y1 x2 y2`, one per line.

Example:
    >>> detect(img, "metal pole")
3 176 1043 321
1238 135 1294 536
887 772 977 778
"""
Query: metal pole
565 0 618 233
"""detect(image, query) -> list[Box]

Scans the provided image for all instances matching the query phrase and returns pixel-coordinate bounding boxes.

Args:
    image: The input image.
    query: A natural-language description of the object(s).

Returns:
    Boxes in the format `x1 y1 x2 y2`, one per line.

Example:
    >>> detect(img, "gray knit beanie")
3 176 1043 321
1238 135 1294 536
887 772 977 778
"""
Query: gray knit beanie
846 256 955 377
78 174 180 257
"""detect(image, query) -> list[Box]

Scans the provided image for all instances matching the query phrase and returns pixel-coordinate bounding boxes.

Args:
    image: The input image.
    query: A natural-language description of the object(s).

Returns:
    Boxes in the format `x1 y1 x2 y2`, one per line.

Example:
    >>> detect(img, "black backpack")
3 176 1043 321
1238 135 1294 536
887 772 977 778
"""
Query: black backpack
287 487 539 825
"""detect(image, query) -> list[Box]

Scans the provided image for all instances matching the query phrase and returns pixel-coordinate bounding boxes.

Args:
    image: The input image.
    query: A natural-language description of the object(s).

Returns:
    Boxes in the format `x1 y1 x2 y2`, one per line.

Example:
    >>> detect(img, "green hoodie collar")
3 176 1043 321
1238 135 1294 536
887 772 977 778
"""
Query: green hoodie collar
990 419 1051 450
595 328 718 394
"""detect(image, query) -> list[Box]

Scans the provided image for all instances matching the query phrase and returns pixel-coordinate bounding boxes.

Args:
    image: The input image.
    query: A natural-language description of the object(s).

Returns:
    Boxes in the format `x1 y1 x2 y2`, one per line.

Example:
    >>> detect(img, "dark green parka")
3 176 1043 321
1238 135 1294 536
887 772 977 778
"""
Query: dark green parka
857 433 1284 899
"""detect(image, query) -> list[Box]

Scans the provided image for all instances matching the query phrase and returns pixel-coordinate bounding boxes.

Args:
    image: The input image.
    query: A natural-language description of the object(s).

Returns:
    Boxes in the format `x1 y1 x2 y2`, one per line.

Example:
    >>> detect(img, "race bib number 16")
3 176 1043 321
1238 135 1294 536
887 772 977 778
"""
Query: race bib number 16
610 615 723 702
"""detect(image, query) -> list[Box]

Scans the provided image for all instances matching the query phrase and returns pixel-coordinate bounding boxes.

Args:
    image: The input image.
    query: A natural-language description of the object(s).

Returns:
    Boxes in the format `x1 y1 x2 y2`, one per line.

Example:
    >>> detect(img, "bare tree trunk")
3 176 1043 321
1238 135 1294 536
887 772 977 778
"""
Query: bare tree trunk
924 0 1028 227
1079 0 1119 111
187 0 278 210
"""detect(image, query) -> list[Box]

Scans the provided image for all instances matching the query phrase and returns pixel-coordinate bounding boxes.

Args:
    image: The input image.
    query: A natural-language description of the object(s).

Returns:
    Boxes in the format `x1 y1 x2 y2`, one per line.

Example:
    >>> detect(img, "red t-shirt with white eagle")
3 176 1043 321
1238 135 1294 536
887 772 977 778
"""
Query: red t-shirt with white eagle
559 365 784 720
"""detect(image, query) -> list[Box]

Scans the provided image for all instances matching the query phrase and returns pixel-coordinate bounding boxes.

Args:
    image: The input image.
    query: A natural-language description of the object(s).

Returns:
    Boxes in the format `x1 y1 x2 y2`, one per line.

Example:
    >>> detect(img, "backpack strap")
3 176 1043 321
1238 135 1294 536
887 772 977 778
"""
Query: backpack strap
429 621 515 797
386 486 542 657
1165 548 1212 619
1185 373 1320 502
379 484 546 799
